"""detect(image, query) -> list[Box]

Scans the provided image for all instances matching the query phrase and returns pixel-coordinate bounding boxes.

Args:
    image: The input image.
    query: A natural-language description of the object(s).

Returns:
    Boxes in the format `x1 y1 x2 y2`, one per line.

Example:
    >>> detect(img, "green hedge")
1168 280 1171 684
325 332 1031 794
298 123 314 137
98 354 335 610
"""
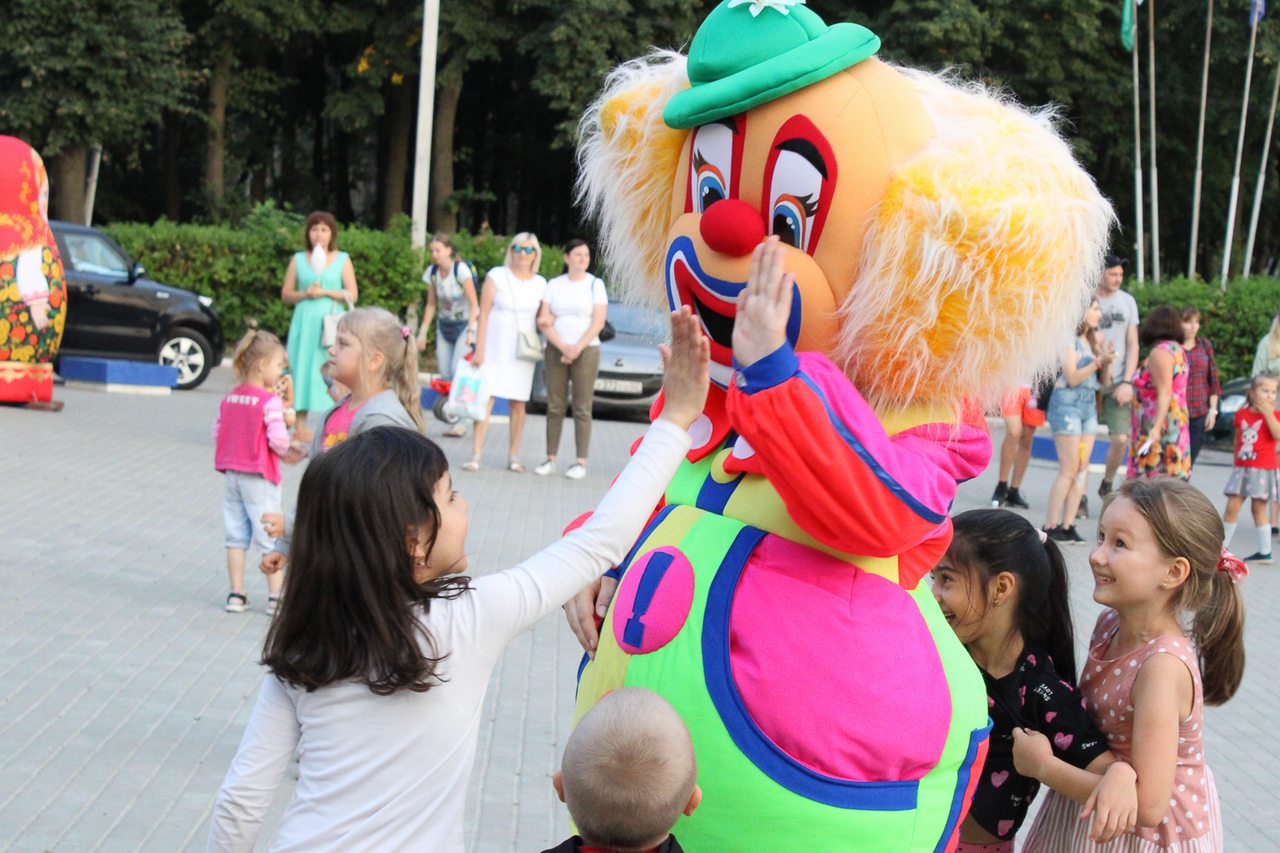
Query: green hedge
105 204 565 352
1128 276 1280 382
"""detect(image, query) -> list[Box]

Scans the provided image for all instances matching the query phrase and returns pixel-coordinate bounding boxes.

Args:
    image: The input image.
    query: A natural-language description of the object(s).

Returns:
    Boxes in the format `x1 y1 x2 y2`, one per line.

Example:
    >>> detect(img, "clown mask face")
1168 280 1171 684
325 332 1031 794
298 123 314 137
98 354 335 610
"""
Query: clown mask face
663 59 931 387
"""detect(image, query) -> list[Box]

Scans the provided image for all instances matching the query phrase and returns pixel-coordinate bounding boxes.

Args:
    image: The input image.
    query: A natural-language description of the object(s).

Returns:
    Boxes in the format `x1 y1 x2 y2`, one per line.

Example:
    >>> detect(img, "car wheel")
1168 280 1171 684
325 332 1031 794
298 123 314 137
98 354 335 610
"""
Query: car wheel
159 327 214 390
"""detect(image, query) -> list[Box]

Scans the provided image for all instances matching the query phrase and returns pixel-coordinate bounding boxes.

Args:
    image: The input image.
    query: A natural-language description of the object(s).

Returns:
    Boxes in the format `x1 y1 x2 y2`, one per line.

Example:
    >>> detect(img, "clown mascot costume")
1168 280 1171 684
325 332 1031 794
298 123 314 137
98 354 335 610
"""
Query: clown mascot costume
565 2 1113 850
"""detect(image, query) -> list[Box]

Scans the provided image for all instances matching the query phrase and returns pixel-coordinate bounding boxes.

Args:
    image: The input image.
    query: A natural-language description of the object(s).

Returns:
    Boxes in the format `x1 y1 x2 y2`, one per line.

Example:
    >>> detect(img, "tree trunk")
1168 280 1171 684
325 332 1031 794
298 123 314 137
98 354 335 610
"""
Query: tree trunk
332 128 354 222
205 50 231 205
382 82 414 227
50 147 87 224
429 78 461 233
163 112 182 219
250 161 267 204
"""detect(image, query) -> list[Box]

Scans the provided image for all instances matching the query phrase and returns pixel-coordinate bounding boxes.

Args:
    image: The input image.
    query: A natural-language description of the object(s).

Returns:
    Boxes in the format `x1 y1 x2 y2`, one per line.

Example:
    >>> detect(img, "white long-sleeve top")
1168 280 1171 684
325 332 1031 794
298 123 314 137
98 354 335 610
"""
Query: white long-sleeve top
207 419 690 853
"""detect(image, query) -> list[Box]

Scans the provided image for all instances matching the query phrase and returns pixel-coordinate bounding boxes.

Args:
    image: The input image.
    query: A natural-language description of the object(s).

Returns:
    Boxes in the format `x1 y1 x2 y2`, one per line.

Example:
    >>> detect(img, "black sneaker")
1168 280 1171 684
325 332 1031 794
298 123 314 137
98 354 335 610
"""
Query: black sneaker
1004 487 1030 509
991 484 1008 508
1244 551 1273 564
1042 526 1068 543
1062 525 1086 544
1098 480 1113 499
1076 495 1089 520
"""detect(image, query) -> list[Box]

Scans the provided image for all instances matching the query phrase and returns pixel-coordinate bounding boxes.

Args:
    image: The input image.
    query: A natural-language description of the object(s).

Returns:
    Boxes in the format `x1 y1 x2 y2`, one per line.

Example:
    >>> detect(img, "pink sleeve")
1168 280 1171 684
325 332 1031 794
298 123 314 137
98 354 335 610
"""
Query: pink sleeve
727 347 991 588
262 396 291 456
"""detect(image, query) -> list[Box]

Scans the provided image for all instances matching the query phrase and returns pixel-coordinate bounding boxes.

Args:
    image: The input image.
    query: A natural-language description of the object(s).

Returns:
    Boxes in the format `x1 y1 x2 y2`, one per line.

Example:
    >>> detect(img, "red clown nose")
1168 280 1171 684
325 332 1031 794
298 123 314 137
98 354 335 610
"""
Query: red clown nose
699 198 766 257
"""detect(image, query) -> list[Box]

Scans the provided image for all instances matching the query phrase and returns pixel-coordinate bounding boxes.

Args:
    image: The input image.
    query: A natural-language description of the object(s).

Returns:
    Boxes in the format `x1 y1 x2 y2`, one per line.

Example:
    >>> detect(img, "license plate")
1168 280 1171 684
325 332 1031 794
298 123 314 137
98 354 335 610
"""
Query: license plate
595 377 644 394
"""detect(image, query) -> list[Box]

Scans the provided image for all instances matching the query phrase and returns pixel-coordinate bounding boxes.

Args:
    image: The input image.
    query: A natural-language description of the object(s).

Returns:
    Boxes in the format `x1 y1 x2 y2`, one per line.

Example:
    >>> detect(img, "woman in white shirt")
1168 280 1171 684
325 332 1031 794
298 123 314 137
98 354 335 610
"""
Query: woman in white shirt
468 232 547 472
534 240 608 479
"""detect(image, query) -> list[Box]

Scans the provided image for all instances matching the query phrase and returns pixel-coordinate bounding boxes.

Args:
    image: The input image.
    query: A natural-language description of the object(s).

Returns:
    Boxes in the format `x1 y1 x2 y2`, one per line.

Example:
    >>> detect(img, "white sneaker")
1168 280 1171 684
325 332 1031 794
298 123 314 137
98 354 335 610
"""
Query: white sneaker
565 463 587 480
533 460 555 476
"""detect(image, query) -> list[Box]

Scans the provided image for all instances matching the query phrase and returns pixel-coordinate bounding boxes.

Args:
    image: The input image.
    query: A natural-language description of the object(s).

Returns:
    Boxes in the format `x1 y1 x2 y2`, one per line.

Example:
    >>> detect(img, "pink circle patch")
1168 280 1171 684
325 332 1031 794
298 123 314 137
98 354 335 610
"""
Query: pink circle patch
611 547 695 655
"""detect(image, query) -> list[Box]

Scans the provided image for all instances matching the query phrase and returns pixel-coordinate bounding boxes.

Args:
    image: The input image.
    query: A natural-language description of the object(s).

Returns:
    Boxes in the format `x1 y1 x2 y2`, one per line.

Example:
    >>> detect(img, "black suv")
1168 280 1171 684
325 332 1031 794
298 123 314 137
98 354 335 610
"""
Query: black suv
51 221 223 389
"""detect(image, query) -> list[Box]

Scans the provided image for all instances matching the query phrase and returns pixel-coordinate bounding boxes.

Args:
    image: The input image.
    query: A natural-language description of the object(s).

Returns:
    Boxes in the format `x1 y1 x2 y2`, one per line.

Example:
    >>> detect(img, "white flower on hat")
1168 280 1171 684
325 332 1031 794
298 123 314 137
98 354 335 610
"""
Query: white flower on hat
727 0 806 17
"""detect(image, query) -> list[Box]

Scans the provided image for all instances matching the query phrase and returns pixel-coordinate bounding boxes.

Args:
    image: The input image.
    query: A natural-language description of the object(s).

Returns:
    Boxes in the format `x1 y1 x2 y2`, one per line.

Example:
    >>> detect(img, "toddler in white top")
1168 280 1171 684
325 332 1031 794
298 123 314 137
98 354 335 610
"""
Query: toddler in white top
207 308 709 853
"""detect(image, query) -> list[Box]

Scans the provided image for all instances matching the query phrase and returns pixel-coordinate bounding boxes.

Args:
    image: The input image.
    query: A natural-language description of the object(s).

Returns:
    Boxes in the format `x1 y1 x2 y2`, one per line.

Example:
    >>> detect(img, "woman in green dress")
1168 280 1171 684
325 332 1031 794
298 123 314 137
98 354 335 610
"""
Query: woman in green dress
280 211 359 441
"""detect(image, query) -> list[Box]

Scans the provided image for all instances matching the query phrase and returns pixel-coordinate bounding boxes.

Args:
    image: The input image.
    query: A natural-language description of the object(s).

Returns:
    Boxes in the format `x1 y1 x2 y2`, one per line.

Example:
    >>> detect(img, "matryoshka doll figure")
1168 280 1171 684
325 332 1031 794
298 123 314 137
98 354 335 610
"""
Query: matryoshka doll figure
0 136 67 404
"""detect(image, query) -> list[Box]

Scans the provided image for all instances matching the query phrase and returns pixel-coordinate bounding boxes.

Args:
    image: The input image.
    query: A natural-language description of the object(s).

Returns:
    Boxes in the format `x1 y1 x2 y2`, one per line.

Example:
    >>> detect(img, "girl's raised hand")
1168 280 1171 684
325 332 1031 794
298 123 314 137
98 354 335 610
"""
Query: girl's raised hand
657 306 710 430
732 236 794 368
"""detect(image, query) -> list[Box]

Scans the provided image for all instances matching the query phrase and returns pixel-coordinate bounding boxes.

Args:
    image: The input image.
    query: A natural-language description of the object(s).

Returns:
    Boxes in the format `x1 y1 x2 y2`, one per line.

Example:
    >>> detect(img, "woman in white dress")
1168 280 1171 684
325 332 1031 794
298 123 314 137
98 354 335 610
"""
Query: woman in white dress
466 232 547 472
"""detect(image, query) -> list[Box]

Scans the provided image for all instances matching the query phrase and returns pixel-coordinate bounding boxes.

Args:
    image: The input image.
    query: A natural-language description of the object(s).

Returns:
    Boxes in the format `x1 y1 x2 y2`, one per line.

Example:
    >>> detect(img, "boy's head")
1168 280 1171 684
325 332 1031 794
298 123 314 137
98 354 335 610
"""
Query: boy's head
554 688 701 852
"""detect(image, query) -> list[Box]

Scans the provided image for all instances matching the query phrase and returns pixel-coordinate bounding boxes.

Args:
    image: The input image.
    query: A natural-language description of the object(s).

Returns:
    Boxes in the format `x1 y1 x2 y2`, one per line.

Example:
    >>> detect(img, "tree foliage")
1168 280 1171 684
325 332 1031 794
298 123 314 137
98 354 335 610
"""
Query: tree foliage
0 0 190 159
10 0 1280 280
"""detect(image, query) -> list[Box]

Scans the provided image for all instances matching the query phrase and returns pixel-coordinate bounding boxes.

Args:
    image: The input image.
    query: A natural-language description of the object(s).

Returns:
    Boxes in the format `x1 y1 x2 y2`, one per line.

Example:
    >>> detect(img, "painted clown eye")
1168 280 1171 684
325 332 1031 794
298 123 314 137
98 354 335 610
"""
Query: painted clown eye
689 121 736 214
771 193 817 250
767 146 824 253
695 156 727 212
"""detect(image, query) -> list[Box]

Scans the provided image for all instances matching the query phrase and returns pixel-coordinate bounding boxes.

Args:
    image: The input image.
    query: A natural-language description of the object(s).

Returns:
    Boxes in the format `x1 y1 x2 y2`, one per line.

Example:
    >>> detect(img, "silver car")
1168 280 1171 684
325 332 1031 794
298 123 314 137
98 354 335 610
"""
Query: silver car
531 303 667 418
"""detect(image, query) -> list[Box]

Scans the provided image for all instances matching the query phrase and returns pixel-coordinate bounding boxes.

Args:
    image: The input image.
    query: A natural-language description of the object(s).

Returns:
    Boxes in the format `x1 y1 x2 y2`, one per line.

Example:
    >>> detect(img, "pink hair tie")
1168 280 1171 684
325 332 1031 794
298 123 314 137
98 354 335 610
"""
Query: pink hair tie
401 325 412 340
1217 548 1248 585
1037 528 1048 544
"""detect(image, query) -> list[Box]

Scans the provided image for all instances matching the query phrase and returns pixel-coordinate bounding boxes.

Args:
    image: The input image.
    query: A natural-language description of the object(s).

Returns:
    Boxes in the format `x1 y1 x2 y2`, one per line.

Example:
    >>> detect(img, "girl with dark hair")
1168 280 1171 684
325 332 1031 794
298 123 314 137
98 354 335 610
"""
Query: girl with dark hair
208 308 710 852
933 509 1135 850
1180 307 1220 467
280 211 360 442
1129 305 1191 480
1021 478 1246 851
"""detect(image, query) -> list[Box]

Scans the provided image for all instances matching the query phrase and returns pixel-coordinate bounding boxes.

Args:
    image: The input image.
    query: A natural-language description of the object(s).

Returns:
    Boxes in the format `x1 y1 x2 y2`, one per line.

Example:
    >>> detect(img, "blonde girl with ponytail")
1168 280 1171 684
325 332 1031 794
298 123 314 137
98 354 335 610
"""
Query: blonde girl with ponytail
311 307 424 454
1019 478 1245 851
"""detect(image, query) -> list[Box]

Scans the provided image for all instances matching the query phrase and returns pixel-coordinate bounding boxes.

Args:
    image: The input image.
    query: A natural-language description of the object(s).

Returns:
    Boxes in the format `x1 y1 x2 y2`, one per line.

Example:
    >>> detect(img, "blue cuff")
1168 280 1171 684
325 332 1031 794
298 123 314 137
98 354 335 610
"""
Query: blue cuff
603 566 622 581
733 343 799 393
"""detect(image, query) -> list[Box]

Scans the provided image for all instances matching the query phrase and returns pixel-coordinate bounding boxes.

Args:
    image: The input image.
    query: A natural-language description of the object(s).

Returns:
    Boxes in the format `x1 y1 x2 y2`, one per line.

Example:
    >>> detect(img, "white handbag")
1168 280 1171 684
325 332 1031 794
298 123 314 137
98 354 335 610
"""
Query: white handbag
320 292 354 348
501 269 544 363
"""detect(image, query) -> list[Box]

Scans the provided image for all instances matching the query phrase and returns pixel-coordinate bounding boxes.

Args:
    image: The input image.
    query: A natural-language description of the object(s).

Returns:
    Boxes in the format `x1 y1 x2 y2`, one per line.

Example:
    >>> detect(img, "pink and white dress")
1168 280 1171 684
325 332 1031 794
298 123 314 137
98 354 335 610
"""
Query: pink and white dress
1022 609 1222 852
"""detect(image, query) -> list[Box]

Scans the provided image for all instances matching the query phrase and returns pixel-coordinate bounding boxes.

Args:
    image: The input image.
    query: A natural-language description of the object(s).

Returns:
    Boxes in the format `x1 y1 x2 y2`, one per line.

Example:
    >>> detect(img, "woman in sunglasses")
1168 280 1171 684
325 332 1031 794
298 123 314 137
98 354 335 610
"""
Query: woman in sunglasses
467 233 548 471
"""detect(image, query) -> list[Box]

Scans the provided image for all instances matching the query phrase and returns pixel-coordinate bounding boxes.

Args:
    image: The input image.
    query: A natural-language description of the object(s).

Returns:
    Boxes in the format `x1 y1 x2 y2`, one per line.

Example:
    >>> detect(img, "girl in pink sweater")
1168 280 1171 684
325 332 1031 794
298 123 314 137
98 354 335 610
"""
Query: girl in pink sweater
214 323 292 614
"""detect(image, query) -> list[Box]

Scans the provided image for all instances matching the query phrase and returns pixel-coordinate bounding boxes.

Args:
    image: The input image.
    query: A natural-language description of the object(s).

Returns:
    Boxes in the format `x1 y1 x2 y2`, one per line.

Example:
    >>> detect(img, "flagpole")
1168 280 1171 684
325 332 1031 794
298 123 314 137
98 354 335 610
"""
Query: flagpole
1147 0 1161 282
1243 64 1280 277
1188 0 1214 279
1132 0 1146 283
1222 14 1260 287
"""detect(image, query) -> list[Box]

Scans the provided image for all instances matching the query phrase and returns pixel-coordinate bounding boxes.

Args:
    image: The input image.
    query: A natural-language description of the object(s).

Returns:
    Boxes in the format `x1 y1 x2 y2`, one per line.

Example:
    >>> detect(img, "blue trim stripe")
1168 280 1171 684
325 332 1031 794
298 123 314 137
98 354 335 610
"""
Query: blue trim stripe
702 524 920 811
933 721 993 853
795 372 947 525
575 651 590 697
695 468 744 515
734 343 800 393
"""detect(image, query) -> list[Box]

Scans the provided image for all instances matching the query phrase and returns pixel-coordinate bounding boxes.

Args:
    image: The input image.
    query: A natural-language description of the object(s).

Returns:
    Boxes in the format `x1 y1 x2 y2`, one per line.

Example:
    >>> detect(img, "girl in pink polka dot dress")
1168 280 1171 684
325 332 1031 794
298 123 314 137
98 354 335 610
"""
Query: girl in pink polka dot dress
1018 478 1246 851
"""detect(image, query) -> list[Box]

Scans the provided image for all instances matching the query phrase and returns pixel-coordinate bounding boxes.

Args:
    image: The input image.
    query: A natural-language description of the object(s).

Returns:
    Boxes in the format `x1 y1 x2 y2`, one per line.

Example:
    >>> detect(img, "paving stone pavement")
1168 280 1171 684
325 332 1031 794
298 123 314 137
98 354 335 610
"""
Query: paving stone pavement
1 367 1276 851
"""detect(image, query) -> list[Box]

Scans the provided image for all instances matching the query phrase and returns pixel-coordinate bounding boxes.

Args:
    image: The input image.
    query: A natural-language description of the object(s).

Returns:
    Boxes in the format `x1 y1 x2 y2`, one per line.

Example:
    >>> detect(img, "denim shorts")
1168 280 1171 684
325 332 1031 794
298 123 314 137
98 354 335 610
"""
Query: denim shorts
223 470 283 552
1047 387 1098 436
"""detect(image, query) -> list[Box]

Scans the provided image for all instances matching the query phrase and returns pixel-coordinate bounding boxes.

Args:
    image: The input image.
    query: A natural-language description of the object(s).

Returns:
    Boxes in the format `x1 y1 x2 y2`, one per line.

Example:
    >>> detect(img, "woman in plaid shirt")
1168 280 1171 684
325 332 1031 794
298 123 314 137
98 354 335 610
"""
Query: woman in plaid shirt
1182 306 1222 467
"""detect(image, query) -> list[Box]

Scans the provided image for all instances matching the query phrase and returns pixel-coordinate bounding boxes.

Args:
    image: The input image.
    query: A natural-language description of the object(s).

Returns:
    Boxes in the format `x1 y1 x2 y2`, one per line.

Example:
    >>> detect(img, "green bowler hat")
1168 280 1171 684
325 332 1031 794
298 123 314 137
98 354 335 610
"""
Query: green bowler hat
664 0 880 130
